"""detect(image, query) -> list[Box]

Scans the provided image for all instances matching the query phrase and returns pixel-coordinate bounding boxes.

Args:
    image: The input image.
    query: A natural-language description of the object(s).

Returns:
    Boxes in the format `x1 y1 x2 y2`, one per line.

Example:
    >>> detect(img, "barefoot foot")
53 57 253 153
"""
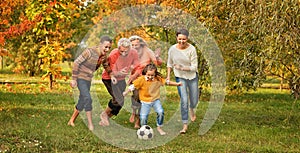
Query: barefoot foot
191 115 196 122
88 124 94 131
134 124 140 129
157 127 166 135
134 118 140 129
180 124 188 134
129 113 135 123
190 109 196 122
99 112 109 126
68 121 75 127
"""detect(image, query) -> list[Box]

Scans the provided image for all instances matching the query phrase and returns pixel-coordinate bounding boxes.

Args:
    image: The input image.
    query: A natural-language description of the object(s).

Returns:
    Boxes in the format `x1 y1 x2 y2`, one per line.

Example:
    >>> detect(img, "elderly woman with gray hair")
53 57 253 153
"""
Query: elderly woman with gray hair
99 38 141 126
127 35 163 128
129 35 162 68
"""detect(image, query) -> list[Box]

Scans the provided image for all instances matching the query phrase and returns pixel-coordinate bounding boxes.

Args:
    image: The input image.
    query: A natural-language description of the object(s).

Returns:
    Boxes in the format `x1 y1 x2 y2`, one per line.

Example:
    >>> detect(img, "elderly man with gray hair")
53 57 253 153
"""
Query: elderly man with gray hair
99 38 141 126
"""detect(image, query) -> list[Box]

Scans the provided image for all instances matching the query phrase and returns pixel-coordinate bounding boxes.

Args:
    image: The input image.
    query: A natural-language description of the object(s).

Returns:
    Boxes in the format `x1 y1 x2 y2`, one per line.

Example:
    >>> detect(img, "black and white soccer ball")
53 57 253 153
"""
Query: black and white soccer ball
137 125 154 140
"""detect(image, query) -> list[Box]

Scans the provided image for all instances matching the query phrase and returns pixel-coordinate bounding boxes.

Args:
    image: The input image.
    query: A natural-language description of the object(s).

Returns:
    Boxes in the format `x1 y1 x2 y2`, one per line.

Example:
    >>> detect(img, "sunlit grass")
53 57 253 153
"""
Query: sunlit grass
0 76 299 152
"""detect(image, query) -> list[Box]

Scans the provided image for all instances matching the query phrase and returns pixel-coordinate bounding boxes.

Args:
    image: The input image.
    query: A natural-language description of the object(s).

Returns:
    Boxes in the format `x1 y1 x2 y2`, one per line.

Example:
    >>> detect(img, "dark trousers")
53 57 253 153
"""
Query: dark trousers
102 79 126 115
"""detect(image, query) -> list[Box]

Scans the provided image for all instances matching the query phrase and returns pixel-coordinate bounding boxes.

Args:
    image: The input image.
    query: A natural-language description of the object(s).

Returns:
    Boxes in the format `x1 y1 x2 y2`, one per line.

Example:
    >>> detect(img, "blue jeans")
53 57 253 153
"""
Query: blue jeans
175 77 181 97
178 75 199 124
76 79 92 111
140 99 164 127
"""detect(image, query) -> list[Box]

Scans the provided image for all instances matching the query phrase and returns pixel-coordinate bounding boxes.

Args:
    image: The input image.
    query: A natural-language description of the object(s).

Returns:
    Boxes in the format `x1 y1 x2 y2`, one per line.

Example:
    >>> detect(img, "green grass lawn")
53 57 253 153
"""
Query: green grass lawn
0 78 299 152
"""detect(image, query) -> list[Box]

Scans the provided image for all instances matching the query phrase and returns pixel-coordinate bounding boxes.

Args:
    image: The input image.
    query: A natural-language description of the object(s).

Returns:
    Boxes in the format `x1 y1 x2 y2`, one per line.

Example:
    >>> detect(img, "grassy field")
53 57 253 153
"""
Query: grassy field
0 73 299 152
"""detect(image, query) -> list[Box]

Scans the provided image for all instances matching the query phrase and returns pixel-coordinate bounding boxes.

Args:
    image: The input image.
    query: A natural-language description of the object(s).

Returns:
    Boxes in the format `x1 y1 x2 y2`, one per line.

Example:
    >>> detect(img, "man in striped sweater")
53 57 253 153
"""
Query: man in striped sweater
68 35 112 131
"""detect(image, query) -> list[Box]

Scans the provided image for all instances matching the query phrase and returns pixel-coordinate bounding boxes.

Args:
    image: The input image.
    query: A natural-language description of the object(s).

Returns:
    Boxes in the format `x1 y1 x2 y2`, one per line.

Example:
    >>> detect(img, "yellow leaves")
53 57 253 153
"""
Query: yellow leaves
91 16 102 24
1 8 12 16
38 41 69 82
0 36 5 46
73 13 80 18
214 16 221 24
65 42 76 49
0 49 12 57
52 41 60 48
5 83 12 91
199 15 206 21
39 85 47 93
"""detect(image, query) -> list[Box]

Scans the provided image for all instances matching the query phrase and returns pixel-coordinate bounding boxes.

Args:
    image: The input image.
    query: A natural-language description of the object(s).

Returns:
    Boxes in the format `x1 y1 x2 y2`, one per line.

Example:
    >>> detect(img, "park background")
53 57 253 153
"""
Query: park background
0 0 299 152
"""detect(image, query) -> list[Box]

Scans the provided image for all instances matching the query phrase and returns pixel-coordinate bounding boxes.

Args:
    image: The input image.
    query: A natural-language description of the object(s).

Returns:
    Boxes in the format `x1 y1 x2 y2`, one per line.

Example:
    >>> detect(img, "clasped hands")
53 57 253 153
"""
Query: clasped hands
173 64 184 71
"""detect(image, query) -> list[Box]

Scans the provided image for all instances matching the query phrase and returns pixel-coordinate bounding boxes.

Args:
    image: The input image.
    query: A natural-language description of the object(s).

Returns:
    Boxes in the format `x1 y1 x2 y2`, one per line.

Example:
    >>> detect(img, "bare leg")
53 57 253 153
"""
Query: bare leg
68 108 79 126
190 108 196 122
99 107 111 126
129 108 136 123
134 115 140 129
86 111 94 131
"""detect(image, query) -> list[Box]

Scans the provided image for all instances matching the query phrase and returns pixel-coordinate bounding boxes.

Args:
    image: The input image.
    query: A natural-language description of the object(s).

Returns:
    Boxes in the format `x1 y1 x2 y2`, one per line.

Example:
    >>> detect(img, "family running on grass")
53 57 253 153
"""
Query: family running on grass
68 28 199 135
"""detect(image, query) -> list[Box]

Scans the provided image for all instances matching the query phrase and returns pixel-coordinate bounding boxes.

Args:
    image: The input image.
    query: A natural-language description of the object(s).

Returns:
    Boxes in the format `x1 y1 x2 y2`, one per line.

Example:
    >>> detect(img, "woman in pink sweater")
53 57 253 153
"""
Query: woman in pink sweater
128 35 163 128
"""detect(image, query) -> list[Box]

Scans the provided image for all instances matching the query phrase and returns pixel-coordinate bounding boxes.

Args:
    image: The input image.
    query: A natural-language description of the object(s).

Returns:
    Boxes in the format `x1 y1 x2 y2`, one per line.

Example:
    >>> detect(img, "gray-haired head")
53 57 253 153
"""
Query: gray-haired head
129 35 147 47
117 38 131 48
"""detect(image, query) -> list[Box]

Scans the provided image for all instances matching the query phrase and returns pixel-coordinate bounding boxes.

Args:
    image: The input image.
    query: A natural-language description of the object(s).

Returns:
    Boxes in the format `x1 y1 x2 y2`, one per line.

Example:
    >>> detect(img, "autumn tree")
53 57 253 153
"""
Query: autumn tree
0 0 39 70
2 0 299 95
2 0 84 89
260 1 300 98
0 0 37 46
171 0 299 98
26 0 82 88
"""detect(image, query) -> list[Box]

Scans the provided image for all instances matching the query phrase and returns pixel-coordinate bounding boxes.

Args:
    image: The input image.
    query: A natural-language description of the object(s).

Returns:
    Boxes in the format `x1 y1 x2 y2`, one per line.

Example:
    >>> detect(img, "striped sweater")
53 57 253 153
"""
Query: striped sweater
72 47 111 81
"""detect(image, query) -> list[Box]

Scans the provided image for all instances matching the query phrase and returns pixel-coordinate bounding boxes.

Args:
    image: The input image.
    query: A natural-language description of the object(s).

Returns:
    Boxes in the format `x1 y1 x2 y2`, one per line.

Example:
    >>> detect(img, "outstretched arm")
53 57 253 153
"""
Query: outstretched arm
122 84 135 96
166 80 182 86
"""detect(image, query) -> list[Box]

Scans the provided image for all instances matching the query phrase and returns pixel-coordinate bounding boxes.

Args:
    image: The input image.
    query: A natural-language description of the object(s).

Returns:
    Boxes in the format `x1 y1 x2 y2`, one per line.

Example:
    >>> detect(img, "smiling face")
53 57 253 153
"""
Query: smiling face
119 46 130 57
100 41 112 55
176 34 188 49
131 39 141 50
145 69 155 81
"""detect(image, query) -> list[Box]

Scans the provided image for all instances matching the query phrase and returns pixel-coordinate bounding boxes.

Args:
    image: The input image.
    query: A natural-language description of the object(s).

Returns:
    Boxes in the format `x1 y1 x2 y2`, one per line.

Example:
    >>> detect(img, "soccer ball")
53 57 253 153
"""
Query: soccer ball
137 125 154 140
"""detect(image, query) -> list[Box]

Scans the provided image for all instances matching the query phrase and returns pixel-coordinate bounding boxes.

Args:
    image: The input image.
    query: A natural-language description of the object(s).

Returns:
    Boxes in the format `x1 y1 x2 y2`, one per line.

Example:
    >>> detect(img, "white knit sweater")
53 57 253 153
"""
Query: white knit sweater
167 44 198 80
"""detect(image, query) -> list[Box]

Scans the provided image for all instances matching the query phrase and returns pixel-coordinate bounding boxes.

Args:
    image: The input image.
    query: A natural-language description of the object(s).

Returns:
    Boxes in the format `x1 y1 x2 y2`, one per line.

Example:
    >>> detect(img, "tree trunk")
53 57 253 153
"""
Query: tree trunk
289 79 300 99
49 72 53 90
